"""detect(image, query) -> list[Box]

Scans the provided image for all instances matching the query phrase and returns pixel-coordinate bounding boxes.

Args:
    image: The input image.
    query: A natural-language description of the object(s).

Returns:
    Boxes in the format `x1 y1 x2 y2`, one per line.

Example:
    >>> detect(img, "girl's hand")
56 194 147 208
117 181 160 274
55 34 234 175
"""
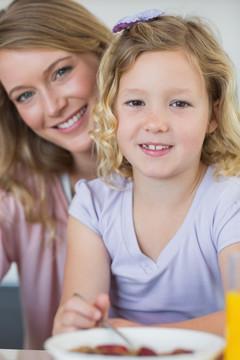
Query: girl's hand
52 293 110 335
109 318 141 328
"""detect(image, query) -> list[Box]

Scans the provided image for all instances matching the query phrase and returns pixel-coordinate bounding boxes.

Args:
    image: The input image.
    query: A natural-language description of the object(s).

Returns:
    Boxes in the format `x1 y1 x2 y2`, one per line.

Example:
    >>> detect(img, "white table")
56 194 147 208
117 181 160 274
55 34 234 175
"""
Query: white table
0 349 54 360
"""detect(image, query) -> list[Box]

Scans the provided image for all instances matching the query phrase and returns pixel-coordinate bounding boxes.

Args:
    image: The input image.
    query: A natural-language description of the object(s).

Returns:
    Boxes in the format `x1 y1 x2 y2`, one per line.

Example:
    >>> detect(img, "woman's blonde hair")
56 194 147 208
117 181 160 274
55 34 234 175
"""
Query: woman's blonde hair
92 14 240 185
0 0 112 233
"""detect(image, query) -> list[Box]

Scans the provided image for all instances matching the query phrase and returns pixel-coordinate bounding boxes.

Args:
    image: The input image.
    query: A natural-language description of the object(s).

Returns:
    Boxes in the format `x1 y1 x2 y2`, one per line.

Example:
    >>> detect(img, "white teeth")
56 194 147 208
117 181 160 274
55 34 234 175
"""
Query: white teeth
142 144 170 150
57 106 87 129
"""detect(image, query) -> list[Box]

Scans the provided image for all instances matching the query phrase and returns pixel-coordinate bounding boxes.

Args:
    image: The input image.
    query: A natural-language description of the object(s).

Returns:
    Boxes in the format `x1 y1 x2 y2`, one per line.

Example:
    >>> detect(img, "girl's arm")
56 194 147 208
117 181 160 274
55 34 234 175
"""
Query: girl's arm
53 215 111 335
109 310 225 337
110 242 240 337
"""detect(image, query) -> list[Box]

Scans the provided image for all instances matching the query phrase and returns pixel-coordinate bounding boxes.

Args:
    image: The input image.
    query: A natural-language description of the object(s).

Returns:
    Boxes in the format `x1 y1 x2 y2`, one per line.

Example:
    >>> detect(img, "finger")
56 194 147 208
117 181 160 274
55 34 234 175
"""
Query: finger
60 309 97 329
53 323 78 335
95 293 110 319
64 295 102 321
53 305 97 335
52 295 102 335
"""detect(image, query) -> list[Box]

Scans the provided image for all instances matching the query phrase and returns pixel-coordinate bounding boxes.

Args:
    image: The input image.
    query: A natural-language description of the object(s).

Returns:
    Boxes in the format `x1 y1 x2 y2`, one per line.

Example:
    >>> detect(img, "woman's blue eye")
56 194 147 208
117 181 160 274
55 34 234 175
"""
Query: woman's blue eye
171 101 189 108
16 92 33 103
55 66 72 79
127 100 145 107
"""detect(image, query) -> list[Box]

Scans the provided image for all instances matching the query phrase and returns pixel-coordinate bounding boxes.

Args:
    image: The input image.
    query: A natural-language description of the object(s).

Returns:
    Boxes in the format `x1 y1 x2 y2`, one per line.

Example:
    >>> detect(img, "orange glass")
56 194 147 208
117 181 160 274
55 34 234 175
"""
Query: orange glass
224 253 240 360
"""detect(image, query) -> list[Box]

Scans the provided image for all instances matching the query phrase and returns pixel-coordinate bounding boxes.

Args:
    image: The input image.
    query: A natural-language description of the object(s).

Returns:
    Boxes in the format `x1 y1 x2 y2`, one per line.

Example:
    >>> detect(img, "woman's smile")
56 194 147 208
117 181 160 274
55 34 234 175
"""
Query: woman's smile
56 105 87 132
0 49 99 154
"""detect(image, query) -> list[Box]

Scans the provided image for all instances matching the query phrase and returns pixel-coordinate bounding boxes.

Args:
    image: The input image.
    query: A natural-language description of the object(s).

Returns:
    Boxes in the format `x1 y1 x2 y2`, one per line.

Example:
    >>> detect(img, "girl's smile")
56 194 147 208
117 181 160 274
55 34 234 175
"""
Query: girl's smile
115 50 217 180
0 49 99 154
140 143 172 157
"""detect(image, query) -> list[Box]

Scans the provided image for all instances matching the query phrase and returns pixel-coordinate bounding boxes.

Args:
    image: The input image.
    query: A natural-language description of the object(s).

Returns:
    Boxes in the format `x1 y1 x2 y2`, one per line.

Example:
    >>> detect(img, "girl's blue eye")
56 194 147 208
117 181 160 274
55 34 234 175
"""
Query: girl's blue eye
171 100 189 108
16 91 33 103
127 100 145 107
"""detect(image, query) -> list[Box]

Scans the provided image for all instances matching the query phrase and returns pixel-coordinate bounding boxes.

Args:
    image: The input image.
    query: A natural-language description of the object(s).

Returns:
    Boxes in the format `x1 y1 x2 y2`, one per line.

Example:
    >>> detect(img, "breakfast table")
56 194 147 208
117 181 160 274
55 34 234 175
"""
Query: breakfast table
0 326 226 360
0 349 54 360
0 348 225 360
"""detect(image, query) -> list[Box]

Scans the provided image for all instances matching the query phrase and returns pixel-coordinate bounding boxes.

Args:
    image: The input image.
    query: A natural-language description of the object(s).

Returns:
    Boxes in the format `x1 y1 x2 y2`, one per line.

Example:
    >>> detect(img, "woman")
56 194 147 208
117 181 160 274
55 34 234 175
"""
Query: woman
0 0 112 349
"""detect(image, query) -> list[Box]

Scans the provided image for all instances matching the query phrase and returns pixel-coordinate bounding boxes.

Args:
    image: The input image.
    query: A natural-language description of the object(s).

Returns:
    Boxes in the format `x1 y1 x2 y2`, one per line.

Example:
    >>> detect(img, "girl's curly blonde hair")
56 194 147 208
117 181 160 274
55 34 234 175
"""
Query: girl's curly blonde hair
92 14 240 186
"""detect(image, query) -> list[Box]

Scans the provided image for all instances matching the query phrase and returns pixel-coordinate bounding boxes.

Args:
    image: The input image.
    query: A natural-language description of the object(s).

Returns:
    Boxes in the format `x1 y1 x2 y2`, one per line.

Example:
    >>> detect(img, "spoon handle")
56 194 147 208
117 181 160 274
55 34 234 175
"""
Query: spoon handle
101 319 135 349
73 292 134 349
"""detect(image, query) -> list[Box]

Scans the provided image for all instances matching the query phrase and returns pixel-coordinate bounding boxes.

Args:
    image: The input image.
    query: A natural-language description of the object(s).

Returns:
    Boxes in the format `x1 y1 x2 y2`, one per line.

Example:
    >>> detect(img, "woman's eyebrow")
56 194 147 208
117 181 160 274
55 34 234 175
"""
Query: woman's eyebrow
8 55 73 98
43 55 73 76
8 85 29 98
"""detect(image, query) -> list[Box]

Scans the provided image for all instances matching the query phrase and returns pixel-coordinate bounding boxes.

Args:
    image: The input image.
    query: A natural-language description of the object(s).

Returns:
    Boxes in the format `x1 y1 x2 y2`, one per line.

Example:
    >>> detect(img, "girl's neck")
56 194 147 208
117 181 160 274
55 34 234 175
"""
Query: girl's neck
132 163 208 262
132 162 207 209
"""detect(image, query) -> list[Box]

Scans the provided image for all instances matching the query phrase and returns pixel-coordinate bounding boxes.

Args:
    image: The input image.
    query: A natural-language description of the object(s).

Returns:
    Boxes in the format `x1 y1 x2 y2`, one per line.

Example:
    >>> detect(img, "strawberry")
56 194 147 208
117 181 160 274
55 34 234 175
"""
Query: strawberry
96 344 128 355
138 346 157 356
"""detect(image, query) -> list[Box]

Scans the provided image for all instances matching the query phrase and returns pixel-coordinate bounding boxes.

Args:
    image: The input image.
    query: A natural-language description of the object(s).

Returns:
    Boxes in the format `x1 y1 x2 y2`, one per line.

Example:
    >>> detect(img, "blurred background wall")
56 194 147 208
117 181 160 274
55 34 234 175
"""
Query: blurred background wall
0 0 239 98
80 0 240 99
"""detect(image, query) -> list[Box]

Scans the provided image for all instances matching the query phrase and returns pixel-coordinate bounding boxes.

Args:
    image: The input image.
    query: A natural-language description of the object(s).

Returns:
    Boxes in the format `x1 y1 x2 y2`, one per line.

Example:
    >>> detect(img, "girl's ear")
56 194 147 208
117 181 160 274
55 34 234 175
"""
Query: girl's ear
207 99 219 134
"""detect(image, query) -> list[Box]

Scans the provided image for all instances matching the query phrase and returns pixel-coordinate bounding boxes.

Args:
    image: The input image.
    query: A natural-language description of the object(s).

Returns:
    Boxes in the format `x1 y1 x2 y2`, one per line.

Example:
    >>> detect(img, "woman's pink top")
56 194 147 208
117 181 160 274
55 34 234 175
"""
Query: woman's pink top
0 175 68 349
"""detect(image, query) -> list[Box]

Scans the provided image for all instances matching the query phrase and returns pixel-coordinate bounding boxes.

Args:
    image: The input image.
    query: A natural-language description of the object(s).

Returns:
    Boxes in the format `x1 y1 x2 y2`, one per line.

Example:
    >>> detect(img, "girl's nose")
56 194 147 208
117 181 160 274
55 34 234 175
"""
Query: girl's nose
143 113 169 133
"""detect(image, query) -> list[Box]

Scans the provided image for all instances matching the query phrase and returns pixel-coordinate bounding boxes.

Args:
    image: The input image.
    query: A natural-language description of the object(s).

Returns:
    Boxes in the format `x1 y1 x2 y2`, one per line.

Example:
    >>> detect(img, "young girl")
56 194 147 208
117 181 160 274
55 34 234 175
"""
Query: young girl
53 9 240 337
0 0 111 349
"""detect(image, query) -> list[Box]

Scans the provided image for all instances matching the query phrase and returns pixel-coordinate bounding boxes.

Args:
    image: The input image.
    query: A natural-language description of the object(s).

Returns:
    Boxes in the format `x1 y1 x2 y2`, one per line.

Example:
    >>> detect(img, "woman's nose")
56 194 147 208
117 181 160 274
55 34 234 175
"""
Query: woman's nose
143 112 169 133
43 89 67 117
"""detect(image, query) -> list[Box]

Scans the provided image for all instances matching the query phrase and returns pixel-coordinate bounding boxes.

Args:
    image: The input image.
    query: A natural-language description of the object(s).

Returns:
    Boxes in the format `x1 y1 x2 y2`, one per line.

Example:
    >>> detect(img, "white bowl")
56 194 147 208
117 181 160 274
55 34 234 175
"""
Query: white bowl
44 327 225 360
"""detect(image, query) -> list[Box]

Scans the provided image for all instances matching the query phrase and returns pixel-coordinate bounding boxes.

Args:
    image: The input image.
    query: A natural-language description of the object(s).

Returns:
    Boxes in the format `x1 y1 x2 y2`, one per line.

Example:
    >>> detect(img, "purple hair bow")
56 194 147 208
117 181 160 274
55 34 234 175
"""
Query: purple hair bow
112 9 164 33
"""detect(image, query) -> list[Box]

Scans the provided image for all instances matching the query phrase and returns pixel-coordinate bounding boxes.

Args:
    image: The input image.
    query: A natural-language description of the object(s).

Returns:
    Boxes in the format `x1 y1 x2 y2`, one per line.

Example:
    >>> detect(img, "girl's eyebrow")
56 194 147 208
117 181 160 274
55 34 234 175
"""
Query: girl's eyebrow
118 87 195 96
118 88 147 96
8 55 73 98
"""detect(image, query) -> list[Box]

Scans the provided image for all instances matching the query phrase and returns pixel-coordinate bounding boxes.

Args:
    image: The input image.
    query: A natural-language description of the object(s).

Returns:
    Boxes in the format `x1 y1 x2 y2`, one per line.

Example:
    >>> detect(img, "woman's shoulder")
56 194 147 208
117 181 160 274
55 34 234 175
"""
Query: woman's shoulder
0 172 68 220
